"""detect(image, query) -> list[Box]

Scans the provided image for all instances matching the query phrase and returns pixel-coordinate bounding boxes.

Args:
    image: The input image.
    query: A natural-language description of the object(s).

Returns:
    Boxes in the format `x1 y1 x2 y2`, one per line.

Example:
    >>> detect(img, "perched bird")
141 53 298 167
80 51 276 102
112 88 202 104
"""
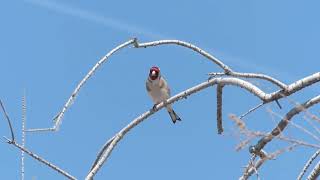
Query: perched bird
146 66 181 124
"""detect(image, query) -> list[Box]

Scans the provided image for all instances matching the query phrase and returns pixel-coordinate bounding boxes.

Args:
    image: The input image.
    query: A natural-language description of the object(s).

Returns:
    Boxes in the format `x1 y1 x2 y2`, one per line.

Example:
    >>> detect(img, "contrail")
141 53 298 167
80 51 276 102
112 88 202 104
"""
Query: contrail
23 0 167 39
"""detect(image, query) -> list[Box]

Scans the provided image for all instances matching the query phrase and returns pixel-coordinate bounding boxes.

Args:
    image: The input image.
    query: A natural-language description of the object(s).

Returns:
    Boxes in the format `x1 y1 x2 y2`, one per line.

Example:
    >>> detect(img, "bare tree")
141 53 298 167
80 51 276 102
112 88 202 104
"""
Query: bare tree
2 38 320 179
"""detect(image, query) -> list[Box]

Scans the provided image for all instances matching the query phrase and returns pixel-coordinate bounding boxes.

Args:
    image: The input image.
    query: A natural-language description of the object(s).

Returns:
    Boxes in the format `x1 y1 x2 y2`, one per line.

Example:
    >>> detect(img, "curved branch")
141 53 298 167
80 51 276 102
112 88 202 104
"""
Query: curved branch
133 39 287 89
134 39 233 73
26 38 137 132
209 71 288 89
0 100 15 142
86 74 320 179
252 94 320 156
298 149 320 180
308 160 320 180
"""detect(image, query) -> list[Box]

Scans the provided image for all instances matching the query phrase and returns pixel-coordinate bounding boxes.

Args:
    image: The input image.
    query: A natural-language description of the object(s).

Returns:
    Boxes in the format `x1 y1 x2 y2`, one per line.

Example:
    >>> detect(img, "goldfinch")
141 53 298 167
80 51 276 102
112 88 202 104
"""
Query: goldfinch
146 66 181 124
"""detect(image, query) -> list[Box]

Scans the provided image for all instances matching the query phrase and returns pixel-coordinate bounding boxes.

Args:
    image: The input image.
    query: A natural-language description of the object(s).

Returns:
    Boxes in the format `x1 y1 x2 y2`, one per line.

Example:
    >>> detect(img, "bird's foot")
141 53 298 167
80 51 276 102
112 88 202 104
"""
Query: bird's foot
152 104 158 111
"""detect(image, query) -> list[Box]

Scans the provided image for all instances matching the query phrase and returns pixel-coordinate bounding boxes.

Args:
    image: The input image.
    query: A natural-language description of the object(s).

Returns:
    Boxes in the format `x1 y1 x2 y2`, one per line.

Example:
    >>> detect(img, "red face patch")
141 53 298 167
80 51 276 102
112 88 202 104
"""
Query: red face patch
149 66 160 80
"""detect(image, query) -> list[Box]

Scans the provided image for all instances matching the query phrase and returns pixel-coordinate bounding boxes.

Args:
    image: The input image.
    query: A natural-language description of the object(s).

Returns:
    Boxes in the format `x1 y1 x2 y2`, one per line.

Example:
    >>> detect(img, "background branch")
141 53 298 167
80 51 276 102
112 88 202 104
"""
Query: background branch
298 149 320 180
4 137 76 180
21 92 26 180
0 99 15 142
253 95 320 155
308 160 320 180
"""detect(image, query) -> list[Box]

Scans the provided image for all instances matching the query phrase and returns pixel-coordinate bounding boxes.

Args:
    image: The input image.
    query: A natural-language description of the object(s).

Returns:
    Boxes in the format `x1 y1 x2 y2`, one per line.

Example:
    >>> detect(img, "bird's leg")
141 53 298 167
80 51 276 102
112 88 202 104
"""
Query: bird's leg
152 104 158 111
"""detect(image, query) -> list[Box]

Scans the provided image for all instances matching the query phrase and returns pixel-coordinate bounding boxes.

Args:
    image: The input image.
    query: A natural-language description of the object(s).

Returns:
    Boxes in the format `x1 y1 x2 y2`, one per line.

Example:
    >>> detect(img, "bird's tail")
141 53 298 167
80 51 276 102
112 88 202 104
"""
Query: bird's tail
166 105 181 124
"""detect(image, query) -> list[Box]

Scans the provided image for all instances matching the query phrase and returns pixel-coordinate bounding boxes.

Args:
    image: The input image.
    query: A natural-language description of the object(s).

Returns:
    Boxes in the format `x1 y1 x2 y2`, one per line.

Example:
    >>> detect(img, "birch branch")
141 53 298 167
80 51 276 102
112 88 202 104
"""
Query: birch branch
308 160 320 180
229 114 320 150
208 71 287 89
240 144 298 180
133 39 233 73
86 73 320 179
298 149 320 180
3 137 76 180
25 38 136 132
252 95 320 155
0 99 15 142
21 93 26 180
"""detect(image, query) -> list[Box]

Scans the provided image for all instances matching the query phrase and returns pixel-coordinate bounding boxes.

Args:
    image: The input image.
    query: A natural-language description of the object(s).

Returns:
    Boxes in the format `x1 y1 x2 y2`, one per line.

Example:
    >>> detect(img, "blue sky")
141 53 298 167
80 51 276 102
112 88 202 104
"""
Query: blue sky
1 0 320 179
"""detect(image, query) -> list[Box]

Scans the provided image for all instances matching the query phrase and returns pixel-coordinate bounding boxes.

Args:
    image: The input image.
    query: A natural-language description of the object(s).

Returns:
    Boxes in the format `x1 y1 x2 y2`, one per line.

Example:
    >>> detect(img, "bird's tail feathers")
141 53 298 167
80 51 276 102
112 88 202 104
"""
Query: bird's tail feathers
167 107 181 124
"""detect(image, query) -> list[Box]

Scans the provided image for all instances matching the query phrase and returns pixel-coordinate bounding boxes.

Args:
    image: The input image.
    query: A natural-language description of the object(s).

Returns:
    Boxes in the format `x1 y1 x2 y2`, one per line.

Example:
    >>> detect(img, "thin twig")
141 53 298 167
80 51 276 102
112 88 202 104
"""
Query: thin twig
275 99 282 109
21 92 26 180
0 100 15 142
266 109 320 143
26 38 137 132
239 102 264 119
298 149 320 180
229 115 320 150
3 137 76 180
253 95 320 155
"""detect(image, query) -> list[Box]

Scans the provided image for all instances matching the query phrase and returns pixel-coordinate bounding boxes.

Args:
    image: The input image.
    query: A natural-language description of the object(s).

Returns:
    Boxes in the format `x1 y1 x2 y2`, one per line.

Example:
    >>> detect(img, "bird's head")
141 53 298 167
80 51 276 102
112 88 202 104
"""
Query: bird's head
149 66 160 80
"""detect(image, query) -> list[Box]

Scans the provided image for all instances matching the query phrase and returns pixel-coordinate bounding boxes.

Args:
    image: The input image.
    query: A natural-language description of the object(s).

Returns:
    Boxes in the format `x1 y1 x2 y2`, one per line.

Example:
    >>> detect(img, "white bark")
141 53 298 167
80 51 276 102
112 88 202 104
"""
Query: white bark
86 73 320 179
25 39 136 132
4 137 76 180
298 149 320 180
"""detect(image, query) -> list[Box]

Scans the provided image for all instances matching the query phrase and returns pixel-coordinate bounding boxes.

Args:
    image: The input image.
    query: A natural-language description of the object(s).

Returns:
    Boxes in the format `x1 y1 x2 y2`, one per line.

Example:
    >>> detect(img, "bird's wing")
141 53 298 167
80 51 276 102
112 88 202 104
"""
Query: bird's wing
160 77 171 96
146 79 152 92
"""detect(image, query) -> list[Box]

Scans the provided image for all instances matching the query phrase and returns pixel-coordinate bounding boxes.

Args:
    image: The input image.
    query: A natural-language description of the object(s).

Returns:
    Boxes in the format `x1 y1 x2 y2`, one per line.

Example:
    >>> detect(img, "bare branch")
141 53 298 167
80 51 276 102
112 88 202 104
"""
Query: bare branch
240 144 298 180
0 100 15 142
253 95 320 156
308 160 320 180
86 74 320 179
266 108 320 143
239 102 264 119
229 114 320 150
208 71 287 89
3 137 76 180
216 84 224 134
26 38 137 132
134 39 233 73
21 92 26 180
89 135 115 171
298 149 320 180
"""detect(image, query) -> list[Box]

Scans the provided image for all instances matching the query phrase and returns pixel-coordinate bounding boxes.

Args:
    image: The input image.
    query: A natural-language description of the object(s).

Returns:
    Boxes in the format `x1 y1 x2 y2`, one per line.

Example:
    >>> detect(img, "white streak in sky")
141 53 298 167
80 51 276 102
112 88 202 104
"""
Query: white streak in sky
23 0 167 39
